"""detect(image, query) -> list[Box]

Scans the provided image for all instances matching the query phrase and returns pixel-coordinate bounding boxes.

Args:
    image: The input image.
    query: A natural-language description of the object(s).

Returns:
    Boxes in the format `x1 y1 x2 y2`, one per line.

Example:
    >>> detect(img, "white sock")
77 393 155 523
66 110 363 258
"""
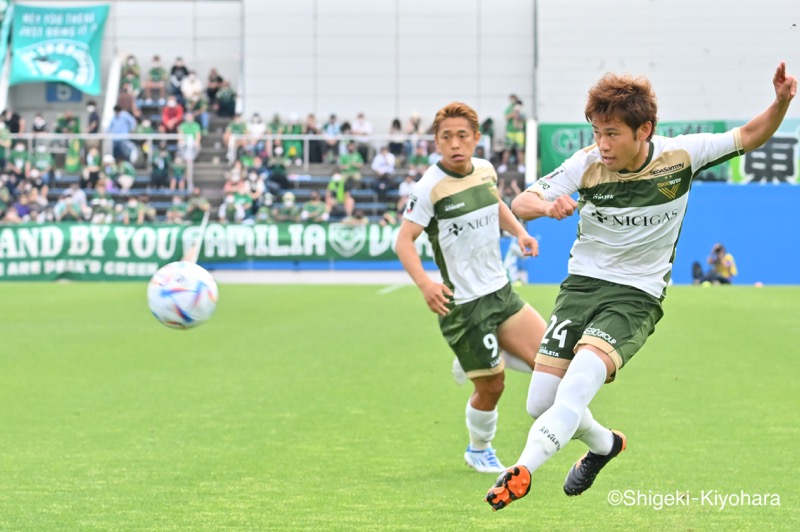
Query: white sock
527 370 614 455
502 350 533 374
517 350 607 471
466 402 498 451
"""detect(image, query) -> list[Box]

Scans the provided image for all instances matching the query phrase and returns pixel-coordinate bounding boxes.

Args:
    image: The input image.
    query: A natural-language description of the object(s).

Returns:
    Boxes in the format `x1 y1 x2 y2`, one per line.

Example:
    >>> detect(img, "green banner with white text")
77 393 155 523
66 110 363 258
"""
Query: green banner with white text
10 3 109 95
0 223 430 281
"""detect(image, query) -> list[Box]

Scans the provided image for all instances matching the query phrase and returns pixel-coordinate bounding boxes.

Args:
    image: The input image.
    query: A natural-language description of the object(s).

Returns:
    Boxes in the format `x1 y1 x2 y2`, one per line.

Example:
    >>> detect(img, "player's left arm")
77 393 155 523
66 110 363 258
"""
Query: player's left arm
499 199 539 257
740 62 797 152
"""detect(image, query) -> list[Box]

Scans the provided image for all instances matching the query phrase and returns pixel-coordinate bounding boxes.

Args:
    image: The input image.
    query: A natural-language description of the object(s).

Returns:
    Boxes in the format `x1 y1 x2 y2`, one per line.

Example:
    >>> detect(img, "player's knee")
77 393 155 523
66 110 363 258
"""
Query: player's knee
526 390 555 419
473 374 505 403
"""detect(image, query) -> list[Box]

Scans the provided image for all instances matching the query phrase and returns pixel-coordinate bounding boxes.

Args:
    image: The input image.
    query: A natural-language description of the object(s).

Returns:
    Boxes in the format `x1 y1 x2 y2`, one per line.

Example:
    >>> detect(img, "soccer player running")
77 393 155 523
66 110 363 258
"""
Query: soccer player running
485 62 797 510
396 102 548 473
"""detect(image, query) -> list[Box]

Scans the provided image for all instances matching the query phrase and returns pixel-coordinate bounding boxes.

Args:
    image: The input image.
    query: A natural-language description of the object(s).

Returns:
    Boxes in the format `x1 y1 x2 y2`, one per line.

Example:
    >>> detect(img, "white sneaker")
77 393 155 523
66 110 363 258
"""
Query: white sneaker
464 446 506 473
497 164 508 173
451 357 467 386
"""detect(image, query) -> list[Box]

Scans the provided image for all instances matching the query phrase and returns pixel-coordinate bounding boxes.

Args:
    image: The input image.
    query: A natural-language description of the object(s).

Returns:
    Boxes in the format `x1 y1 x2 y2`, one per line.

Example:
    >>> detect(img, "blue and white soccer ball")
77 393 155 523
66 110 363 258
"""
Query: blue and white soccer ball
147 261 219 329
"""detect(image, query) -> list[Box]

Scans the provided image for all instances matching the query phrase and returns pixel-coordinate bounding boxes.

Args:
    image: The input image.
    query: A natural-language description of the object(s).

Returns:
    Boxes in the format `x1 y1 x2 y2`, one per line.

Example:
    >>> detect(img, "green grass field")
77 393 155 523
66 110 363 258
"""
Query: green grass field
0 282 798 531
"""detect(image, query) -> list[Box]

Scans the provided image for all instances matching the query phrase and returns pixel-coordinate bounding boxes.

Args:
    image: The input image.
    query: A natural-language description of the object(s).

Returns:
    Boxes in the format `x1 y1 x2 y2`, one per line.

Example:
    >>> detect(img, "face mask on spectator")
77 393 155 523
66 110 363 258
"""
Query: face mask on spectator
33 117 45 127
14 144 24 151
167 100 176 108
86 105 96 113
274 146 284 156
225 195 234 204
36 145 47 153
142 120 151 128
127 58 136 66
128 199 138 208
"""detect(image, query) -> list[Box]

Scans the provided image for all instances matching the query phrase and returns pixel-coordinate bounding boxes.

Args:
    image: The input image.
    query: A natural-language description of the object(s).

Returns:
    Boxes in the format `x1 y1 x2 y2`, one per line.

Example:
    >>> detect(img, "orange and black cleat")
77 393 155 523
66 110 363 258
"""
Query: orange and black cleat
484 465 531 511
563 430 627 496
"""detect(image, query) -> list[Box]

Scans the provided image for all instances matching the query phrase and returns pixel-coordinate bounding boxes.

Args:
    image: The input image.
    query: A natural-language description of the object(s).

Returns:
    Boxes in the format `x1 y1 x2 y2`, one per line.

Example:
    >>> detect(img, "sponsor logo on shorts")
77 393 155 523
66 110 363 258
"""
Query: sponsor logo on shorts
538 347 561 357
584 327 617 345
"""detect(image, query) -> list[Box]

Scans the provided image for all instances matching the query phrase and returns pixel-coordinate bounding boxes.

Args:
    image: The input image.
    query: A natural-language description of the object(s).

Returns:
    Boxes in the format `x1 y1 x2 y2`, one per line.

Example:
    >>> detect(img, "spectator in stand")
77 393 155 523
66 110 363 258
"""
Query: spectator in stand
396 172 416 215
31 112 48 134
266 146 290 194
498 94 526 173
170 153 187 191
143 55 167 103
81 146 102 189
388 118 405 162
223 168 243 195
105 155 136 192
135 194 157 224
352 112 373 163
305 112 323 163
283 112 304 166
224 113 248 163
272 191 301 222
214 80 237 117
53 190 82 222
31 144 53 191
120 69 141 100
120 54 141 90
117 82 140 118
181 70 204 103
380 210 397 226
254 192 274 223
0 123 10 170
8 142 30 183
371 145 397 200
405 111 424 160
342 208 368 227
218 192 246 223
85 101 100 133
186 186 210 223
120 196 140 225
322 113 341 164
89 183 115 224
338 140 364 184
206 68 224 105
108 105 138 162
150 143 171 189
338 121 352 156
186 94 210 135
0 185 13 220
159 95 184 134
168 57 190 98
55 110 80 135
27 168 49 202
247 113 267 154
244 170 265 218
407 142 430 177
3 108 24 133
166 194 187 223
325 172 354 218
178 111 202 162
301 189 329 222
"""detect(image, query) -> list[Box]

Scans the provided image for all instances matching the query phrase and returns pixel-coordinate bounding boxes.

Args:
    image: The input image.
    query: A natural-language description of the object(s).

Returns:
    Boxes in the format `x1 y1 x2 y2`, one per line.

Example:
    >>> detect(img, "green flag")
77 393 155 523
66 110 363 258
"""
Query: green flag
9 4 109 95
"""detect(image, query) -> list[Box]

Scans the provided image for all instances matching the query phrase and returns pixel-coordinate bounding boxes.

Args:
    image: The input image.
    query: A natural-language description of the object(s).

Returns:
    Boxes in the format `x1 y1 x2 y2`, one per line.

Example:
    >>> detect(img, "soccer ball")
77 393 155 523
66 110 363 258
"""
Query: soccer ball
147 261 218 329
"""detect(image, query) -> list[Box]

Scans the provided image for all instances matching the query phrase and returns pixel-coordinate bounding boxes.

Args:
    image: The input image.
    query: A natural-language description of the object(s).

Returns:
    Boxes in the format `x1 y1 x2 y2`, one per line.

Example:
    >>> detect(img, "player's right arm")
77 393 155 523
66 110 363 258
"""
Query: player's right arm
512 191 577 221
396 219 452 316
511 152 584 221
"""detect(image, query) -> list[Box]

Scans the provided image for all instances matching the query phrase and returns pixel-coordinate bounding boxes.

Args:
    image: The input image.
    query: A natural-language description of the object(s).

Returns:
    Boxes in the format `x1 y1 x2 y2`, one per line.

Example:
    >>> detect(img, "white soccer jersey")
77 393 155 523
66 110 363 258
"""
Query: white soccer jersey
528 129 744 298
404 158 508 304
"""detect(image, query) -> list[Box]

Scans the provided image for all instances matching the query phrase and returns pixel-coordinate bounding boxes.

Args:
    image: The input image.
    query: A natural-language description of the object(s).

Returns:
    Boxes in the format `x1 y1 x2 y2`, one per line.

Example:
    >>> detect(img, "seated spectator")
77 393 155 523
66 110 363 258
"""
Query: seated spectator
135 194 157 224
300 189 329 222
338 141 364 184
305 112 322 163
31 112 48 134
224 113 248 163
247 113 266 154
169 57 190 98
186 94 210 134
178 112 202 161
272 191 301 222
244 170 265 217
351 112 373 163
214 80 237 117
218 192 246 224
116 82 140 118
121 196 140 225
371 145 396 199
283 112 304 166
89 183 115 224
53 191 82 222
254 192 274 223
105 155 136 192
170 154 187 191
181 70 204 103
85 101 100 133
120 68 141 100
0 122 10 169
3 108 24 133
151 143 171 189
0 185 11 218
408 142 430 176
143 55 167 102
396 172 416 214
8 142 30 183
223 169 244 195
120 54 142 90
81 147 102 189
342 208 368 227
206 68 224 105
380 210 397 226
322 114 341 164
166 194 187 224
108 105 138 162
55 110 80 134
405 111 424 159
325 173 354 218
266 146 290 194
159 96 184 134
186 187 210 223
388 118 405 162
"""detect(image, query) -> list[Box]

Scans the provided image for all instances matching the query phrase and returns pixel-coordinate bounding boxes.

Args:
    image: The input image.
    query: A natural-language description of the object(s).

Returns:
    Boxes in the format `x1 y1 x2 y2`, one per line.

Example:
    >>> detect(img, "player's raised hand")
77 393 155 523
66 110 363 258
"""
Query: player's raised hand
420 279 453 316
546 195 578 220
518 233 539 257
773 62 797 103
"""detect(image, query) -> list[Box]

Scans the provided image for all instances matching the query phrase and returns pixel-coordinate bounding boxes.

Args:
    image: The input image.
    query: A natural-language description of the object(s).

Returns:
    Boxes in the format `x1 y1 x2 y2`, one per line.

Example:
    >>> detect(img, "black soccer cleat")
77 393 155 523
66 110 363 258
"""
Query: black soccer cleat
563 430 626 496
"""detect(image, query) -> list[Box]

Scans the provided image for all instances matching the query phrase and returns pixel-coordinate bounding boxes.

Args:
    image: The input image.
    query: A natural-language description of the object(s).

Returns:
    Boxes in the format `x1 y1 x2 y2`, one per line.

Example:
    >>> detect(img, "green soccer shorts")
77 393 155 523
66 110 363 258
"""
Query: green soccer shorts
439 283 526 379
535 275 664 378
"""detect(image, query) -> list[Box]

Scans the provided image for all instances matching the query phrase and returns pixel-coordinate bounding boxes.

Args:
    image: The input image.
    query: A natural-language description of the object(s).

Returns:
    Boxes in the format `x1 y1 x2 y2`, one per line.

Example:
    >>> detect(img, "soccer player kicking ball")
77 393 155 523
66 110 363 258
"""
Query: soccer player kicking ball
485 62 797 510
396 102 548 474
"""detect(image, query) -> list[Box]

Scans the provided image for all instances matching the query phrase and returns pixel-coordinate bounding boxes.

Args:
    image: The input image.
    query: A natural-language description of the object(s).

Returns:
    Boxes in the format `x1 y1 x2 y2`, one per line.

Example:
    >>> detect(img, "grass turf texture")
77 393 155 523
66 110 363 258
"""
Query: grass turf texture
0 283 798 531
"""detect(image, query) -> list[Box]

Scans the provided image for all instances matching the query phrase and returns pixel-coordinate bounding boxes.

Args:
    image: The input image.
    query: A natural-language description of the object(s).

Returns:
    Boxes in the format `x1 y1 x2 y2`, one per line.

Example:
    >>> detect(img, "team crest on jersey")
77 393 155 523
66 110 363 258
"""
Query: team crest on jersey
328 224 367 258
657 178 682 200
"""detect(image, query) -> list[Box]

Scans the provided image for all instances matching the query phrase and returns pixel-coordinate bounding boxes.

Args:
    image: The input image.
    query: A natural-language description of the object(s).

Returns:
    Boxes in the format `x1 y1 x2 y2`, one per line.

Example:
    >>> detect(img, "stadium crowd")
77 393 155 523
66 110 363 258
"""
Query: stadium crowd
0 54 526 226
